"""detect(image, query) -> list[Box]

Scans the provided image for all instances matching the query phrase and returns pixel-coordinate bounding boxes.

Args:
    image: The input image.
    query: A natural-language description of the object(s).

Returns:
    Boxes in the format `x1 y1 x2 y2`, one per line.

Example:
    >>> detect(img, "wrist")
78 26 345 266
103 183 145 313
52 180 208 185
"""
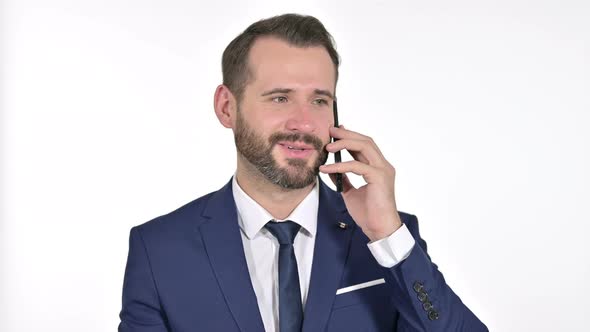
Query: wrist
364 216 403 242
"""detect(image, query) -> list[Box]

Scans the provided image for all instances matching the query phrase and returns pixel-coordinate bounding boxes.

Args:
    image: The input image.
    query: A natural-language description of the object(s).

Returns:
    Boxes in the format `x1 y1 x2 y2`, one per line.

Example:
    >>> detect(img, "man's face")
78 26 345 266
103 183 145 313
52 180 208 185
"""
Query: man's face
234 37 335 189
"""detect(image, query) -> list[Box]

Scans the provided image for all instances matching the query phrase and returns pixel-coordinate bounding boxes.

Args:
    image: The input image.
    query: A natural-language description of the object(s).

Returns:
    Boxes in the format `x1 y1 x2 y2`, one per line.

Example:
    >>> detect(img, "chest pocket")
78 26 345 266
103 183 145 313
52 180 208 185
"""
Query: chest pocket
327 281 397 332
332 280 390 309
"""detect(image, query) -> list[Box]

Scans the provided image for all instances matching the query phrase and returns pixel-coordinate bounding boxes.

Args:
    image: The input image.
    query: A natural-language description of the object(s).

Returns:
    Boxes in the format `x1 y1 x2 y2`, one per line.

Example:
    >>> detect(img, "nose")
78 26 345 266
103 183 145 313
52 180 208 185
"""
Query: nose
285 104 316 133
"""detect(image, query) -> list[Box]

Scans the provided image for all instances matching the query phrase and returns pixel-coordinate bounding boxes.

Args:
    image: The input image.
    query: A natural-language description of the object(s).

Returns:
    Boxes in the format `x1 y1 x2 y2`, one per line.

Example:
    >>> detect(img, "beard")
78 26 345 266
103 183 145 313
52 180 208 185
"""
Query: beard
234 109 329 189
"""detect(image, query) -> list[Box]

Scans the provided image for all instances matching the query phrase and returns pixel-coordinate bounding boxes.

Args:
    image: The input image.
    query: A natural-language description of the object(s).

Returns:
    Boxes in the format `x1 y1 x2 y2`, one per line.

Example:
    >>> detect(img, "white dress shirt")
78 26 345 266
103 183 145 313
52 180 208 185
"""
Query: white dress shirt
232 176 415 332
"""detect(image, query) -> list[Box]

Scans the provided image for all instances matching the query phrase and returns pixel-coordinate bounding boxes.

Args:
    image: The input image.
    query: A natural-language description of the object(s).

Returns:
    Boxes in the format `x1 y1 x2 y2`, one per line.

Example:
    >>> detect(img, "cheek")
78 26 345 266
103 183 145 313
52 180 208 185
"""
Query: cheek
316 113 334 141
245 112 282 136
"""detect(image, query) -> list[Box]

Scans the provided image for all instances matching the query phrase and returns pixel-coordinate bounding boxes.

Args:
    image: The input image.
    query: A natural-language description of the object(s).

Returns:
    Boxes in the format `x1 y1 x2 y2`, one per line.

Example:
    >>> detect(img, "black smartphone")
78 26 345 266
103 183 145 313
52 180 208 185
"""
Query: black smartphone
332 100 343 192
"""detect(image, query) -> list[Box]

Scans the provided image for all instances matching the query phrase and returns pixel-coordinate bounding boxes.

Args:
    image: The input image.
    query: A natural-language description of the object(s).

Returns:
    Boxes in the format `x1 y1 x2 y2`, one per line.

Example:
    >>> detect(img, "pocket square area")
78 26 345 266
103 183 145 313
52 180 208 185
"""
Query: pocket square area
336 278 385 295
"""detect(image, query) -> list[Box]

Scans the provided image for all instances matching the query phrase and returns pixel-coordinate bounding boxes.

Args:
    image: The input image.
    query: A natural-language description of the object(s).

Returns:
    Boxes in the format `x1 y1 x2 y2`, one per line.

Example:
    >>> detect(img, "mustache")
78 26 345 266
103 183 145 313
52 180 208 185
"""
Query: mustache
268 132 324 151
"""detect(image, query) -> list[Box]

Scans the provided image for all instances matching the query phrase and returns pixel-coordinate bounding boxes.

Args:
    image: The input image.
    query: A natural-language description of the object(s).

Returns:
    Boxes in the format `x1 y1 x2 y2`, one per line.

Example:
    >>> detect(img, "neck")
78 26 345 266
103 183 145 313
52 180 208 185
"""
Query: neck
235 156 315 220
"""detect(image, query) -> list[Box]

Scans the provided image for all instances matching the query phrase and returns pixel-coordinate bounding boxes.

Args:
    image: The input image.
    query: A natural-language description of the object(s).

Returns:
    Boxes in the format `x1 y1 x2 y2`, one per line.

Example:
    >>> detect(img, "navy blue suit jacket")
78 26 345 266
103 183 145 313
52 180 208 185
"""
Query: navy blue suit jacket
119 178 487 331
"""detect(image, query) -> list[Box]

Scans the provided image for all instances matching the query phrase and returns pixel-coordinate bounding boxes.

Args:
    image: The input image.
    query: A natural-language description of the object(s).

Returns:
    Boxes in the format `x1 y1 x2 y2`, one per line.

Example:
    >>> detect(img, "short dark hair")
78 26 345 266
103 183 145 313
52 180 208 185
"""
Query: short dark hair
221 13 340 103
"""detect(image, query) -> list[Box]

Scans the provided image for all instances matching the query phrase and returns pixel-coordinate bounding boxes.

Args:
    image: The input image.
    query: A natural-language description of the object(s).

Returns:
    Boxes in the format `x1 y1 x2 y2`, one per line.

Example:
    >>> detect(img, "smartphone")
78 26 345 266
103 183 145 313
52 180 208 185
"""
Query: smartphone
332 100 343 192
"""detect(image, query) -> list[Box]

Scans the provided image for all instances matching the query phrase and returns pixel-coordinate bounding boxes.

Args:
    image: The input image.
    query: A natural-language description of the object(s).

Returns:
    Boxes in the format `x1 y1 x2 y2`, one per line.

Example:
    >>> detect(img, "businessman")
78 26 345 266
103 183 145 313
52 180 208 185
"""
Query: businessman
119 14 488 331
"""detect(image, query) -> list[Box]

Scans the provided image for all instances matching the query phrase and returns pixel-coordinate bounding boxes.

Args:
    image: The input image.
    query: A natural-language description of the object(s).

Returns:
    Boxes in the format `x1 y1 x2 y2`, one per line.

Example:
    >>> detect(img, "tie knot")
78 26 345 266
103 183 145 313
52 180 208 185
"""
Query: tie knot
265 220 301 245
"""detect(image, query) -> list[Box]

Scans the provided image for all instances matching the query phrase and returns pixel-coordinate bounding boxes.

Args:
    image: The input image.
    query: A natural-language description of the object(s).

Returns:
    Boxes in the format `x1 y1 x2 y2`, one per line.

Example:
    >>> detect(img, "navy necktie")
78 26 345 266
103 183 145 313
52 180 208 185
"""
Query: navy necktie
265 220 303 332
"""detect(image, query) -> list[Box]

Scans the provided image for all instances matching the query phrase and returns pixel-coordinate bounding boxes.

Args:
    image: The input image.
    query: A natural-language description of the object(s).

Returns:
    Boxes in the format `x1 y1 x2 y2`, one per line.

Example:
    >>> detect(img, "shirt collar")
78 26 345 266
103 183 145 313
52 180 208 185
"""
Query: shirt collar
232 175 319 240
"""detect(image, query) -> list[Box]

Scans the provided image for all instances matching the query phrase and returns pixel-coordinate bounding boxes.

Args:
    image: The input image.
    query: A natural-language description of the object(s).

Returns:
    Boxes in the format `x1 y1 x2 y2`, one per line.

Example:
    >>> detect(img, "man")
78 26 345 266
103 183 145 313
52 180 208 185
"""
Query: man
119 14 487 332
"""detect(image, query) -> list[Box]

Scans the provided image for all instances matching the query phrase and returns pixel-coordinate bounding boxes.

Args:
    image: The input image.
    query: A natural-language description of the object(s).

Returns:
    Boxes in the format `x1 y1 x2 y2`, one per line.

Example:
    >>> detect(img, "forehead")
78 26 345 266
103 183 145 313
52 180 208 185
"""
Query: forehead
246 36 336 92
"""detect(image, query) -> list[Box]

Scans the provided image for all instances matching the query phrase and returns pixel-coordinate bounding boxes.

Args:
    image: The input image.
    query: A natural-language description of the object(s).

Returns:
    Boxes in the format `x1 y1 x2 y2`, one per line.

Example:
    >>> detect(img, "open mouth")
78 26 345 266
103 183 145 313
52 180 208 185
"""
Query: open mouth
277 142 314 151
277 142 315 157
283 145 306 151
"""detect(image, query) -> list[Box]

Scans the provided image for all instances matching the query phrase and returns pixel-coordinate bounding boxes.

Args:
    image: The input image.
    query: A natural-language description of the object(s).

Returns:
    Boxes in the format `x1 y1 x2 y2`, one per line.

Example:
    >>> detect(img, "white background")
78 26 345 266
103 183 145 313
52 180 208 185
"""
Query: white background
1 0 589 331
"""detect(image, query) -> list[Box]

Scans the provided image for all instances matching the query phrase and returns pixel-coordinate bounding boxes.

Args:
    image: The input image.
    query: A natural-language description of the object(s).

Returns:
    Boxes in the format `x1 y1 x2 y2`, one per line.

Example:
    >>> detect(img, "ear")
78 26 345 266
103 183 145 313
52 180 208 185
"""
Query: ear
213 84 236 129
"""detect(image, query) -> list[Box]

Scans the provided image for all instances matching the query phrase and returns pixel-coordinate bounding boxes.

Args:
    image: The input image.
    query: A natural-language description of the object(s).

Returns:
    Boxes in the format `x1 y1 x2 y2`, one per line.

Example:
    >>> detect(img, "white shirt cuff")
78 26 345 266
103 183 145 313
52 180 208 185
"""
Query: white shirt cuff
367 223 416 268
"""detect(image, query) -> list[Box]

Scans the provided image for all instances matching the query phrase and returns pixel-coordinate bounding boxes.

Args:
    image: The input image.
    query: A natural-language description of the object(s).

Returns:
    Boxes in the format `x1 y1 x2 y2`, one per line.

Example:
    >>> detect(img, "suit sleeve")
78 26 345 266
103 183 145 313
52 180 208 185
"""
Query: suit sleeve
384 214 488 332
119 227 170 332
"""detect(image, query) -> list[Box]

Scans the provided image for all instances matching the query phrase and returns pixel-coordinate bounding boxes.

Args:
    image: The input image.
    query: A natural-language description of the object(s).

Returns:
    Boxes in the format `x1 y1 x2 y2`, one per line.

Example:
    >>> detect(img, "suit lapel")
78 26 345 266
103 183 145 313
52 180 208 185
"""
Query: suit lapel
199 179 265 332
302 180 355 332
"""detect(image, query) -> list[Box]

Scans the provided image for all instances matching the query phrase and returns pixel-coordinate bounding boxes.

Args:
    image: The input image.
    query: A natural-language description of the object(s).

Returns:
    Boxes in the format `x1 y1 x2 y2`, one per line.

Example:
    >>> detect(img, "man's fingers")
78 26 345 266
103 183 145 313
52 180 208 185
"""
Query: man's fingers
320 160 382 184
326 139 384 166
330 125 370 141
329 126 386 159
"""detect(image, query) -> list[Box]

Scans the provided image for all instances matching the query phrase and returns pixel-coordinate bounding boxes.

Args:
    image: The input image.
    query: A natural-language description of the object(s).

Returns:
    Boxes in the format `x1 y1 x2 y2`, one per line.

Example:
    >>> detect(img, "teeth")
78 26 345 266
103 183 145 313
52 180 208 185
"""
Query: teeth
287 146 304 150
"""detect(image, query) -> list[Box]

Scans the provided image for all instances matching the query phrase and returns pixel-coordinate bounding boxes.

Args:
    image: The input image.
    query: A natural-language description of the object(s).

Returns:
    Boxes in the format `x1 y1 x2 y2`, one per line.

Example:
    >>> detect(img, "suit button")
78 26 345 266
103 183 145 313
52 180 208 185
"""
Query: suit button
422 301 433 311
413 281 424 293
417 291 428 303
428 309 439 321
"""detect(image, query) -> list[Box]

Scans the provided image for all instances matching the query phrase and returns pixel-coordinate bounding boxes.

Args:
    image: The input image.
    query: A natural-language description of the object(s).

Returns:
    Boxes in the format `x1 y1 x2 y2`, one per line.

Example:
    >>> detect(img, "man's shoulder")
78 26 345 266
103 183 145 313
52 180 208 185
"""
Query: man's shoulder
130 188 221 240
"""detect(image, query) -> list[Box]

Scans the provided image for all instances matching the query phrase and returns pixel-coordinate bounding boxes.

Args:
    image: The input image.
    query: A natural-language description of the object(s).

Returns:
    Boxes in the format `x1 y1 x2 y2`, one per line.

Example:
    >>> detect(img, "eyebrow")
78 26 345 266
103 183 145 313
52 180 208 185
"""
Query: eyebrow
260 88 335 100
314 89 335 100
261 88 292 96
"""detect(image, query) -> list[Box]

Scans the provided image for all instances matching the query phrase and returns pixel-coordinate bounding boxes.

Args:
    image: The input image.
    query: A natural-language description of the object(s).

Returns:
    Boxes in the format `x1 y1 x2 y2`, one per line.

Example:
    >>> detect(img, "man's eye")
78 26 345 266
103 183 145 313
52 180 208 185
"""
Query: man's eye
272 96 288 103
313 98 328 105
